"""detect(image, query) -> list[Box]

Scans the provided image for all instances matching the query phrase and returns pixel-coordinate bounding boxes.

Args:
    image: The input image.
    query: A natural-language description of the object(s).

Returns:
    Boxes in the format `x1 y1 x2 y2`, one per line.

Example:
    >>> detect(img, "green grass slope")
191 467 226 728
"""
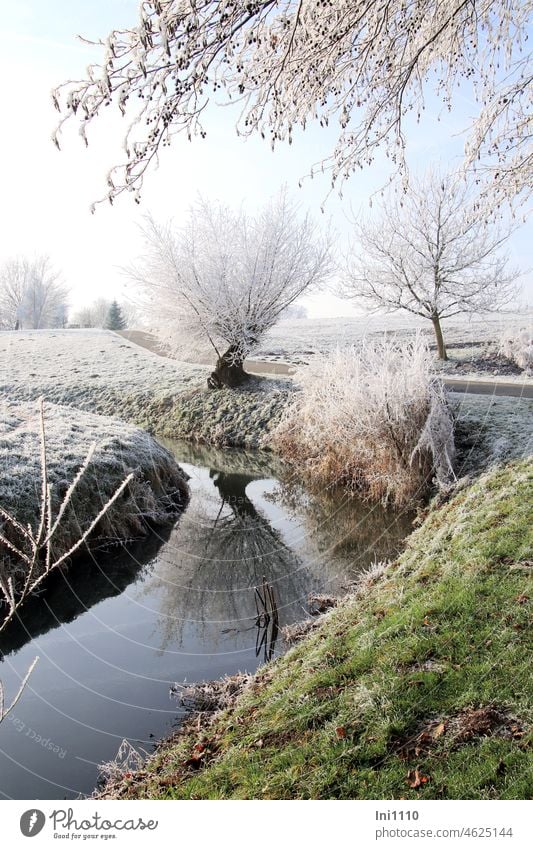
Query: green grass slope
103 458 532 800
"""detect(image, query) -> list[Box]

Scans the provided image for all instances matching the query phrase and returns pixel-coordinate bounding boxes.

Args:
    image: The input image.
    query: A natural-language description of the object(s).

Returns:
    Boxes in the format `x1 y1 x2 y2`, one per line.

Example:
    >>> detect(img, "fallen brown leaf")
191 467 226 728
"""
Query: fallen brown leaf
407 768 430 789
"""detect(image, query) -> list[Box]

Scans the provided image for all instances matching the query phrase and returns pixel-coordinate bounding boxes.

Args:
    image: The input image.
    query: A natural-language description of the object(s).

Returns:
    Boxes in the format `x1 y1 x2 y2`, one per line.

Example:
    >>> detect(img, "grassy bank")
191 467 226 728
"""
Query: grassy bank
0 399 188 569
100 457 532 800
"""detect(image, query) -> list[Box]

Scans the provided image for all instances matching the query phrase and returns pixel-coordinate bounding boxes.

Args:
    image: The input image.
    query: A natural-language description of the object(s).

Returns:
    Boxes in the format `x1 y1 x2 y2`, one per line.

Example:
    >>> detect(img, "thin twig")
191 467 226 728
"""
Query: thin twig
0 656 39 723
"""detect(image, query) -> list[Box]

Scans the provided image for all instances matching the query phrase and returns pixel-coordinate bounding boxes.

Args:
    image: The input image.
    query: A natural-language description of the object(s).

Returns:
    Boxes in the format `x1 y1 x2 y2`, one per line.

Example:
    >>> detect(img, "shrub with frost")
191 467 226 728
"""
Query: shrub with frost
272 337 455 507
499 324 533 372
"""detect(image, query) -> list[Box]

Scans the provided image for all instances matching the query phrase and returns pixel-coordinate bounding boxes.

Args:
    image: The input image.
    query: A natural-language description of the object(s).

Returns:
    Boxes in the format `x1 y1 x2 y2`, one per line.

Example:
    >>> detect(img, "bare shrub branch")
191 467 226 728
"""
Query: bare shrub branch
499 323 533 372
0 656 39 724
0 400 133 634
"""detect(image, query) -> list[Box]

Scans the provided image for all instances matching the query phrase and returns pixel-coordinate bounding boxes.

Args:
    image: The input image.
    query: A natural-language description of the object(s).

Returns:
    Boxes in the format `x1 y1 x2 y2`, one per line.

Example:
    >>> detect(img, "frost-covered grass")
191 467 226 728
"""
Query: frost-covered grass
152 376 294 448
1 327 530 465
99 458 533 800
0 329 291 446
451 392 533 479
272 338 455 506
257 312 532 367
0 400 188 576
0 329 206 419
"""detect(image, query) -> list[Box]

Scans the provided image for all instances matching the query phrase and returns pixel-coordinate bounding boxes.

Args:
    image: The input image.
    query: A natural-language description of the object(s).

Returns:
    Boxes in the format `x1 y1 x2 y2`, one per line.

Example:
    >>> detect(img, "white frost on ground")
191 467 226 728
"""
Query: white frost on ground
0 329 206 412
449 392 533 478
1 327 531 476
0 399 188 558
257 312 532 365
0 329 291 444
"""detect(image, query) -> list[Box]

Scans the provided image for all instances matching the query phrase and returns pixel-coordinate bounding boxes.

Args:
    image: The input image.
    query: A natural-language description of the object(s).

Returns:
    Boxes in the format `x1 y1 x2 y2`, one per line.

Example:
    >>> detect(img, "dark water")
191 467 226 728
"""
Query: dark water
0 441 412 799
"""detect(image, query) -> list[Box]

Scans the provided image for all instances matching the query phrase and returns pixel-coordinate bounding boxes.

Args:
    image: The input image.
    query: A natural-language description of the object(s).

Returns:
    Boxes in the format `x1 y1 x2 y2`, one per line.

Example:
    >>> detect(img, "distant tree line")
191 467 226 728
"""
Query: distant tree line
0 256 68 330
70 298 134 330
0 257 135 332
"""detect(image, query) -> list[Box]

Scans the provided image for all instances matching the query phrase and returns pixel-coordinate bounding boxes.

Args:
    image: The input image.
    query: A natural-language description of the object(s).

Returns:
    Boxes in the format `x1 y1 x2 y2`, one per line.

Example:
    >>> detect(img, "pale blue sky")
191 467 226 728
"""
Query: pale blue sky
0 1 530 315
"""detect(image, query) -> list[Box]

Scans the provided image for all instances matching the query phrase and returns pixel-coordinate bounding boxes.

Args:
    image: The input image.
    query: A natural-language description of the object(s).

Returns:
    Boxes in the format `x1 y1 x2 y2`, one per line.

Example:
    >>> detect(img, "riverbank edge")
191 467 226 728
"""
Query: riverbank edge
98 456 533 800
0 373 295 451
0 400 190 592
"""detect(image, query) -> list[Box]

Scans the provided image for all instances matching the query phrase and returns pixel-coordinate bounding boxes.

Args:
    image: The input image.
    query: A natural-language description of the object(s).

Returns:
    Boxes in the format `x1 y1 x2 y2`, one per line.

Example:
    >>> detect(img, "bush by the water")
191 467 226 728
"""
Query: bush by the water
272 337 455 506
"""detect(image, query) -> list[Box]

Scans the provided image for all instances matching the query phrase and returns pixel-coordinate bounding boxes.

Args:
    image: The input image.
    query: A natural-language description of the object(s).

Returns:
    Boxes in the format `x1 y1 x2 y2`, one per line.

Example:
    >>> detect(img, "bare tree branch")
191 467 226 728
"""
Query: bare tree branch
51 1 532 212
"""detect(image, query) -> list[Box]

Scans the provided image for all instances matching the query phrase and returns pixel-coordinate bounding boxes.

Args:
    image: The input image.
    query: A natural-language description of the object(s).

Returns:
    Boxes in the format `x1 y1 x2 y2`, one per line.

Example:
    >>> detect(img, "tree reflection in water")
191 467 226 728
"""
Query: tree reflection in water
135 459 317 654
135 442 413 655
254 577 279 663
267 479 415 578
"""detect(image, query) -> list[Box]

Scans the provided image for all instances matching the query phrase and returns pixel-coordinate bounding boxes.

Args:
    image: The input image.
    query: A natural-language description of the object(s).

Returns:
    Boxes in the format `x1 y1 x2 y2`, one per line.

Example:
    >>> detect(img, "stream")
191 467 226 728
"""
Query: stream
0 440 413 799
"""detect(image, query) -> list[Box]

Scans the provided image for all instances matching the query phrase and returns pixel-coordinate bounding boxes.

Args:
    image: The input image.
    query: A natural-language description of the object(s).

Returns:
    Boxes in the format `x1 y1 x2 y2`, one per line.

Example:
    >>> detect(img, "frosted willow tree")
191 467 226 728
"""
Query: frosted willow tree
52 1 532 211
131 193 332 387
342 171 518 360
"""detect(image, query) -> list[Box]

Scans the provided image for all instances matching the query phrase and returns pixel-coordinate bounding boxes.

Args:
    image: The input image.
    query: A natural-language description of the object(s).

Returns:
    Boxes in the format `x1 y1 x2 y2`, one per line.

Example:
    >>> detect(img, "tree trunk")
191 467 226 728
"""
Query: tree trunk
431 314 448 360
207 345 250 389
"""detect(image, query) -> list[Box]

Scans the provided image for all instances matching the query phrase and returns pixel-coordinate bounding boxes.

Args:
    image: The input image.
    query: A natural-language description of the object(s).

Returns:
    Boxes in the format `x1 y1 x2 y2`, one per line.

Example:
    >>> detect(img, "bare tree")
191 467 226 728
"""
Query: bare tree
0 257 69 330
131 192 332 387
51 1 532 211
342 172 519 360
0 259 28 330
70 304 99 328
71 297 111 328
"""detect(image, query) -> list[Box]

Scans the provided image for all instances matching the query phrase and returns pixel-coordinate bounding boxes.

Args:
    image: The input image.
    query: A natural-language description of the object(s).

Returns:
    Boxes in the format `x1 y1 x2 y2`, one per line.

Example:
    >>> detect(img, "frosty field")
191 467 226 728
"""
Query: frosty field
449 392 533 477
0 328 206 419
0 328 292 445
257 311 532 369
1 325 532 457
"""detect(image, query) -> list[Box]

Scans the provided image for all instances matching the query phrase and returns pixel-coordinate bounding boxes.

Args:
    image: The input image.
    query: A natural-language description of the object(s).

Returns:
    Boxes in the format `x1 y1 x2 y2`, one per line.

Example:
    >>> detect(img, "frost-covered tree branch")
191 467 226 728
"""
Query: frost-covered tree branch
342 170 519 359
52 0 532 211
131 191 332 387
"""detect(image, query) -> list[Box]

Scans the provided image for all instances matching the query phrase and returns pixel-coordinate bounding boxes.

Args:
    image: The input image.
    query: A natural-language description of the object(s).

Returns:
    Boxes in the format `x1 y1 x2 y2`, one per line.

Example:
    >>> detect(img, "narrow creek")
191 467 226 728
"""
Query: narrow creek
0 440 413 799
